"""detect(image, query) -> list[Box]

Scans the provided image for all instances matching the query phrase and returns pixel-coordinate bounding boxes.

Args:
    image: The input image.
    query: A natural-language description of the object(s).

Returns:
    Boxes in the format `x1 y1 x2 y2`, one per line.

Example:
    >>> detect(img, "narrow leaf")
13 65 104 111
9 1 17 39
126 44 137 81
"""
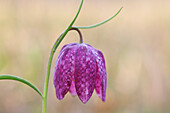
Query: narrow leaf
74 7 123 29
0 75 43 98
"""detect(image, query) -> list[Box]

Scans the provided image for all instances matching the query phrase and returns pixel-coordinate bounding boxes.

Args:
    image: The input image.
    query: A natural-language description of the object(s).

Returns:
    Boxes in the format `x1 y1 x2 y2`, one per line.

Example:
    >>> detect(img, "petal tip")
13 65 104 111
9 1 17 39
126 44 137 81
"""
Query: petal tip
79 98 89 104
102 97 106 102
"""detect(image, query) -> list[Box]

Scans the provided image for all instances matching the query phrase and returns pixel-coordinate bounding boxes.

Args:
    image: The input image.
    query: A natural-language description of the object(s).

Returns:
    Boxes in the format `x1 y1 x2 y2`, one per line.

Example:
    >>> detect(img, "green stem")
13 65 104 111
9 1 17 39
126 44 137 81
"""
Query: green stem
42 0 84 113
74 7 123 29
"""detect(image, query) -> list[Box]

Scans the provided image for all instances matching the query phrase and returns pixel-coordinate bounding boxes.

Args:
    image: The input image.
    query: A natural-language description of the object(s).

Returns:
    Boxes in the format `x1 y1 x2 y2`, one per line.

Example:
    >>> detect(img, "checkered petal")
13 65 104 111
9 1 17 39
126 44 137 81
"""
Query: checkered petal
94 50 107 102
53 44 77 100
75 44 96 103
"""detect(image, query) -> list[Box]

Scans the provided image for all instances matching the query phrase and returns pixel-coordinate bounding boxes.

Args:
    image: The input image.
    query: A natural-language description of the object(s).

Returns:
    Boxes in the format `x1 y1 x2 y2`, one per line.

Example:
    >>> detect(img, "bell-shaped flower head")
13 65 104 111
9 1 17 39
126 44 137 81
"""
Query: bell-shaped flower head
53 43 107 103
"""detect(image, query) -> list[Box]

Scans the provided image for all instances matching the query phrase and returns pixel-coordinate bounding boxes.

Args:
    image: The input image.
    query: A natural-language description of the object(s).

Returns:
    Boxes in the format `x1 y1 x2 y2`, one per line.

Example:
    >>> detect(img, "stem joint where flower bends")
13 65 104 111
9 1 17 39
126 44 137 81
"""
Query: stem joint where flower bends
70 27 83 43
52 27 83 52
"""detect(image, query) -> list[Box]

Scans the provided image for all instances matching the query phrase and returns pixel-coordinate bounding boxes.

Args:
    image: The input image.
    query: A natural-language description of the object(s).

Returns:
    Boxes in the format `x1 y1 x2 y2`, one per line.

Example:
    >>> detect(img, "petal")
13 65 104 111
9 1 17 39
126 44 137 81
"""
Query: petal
69 80 77 96
69 67 77 96
56 43 77 64
94 50 107 102
75 44 96 103
53 44 77 100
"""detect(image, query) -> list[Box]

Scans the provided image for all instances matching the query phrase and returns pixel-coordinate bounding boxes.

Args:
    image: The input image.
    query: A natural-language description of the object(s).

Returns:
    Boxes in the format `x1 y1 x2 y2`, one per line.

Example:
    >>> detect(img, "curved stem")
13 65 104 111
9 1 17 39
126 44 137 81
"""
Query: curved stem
70 27 83 43
42 0 83 113
74 7 123 29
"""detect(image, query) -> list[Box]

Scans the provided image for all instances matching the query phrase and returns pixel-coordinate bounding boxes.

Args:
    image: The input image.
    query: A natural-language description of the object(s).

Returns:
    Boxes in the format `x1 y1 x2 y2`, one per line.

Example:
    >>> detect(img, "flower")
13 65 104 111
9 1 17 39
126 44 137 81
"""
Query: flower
53 43 107 103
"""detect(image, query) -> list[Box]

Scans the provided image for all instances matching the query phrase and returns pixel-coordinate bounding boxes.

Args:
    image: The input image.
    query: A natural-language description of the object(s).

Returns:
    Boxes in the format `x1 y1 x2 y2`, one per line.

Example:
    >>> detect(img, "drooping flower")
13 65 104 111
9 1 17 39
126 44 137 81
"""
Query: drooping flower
53 43 107 104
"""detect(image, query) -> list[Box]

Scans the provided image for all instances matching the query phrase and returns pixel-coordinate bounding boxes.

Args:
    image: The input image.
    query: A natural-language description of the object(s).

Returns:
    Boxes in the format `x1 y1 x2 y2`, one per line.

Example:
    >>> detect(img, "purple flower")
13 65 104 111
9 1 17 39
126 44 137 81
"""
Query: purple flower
53 43 107 104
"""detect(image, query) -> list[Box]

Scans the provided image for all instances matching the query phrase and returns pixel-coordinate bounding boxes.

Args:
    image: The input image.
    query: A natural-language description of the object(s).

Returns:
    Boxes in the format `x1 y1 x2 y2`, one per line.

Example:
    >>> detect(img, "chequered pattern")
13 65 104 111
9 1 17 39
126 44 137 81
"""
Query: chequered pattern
53 43 107 103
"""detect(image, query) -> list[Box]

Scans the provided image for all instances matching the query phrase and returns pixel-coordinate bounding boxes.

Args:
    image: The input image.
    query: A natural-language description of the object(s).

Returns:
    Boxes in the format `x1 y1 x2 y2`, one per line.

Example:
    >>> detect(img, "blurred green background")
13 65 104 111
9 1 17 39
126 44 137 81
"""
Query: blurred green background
0 0 170 113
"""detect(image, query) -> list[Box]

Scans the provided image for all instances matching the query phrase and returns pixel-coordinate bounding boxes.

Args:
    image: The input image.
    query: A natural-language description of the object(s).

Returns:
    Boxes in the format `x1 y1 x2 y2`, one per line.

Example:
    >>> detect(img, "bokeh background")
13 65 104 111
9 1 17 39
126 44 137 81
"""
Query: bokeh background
0 0 170 113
